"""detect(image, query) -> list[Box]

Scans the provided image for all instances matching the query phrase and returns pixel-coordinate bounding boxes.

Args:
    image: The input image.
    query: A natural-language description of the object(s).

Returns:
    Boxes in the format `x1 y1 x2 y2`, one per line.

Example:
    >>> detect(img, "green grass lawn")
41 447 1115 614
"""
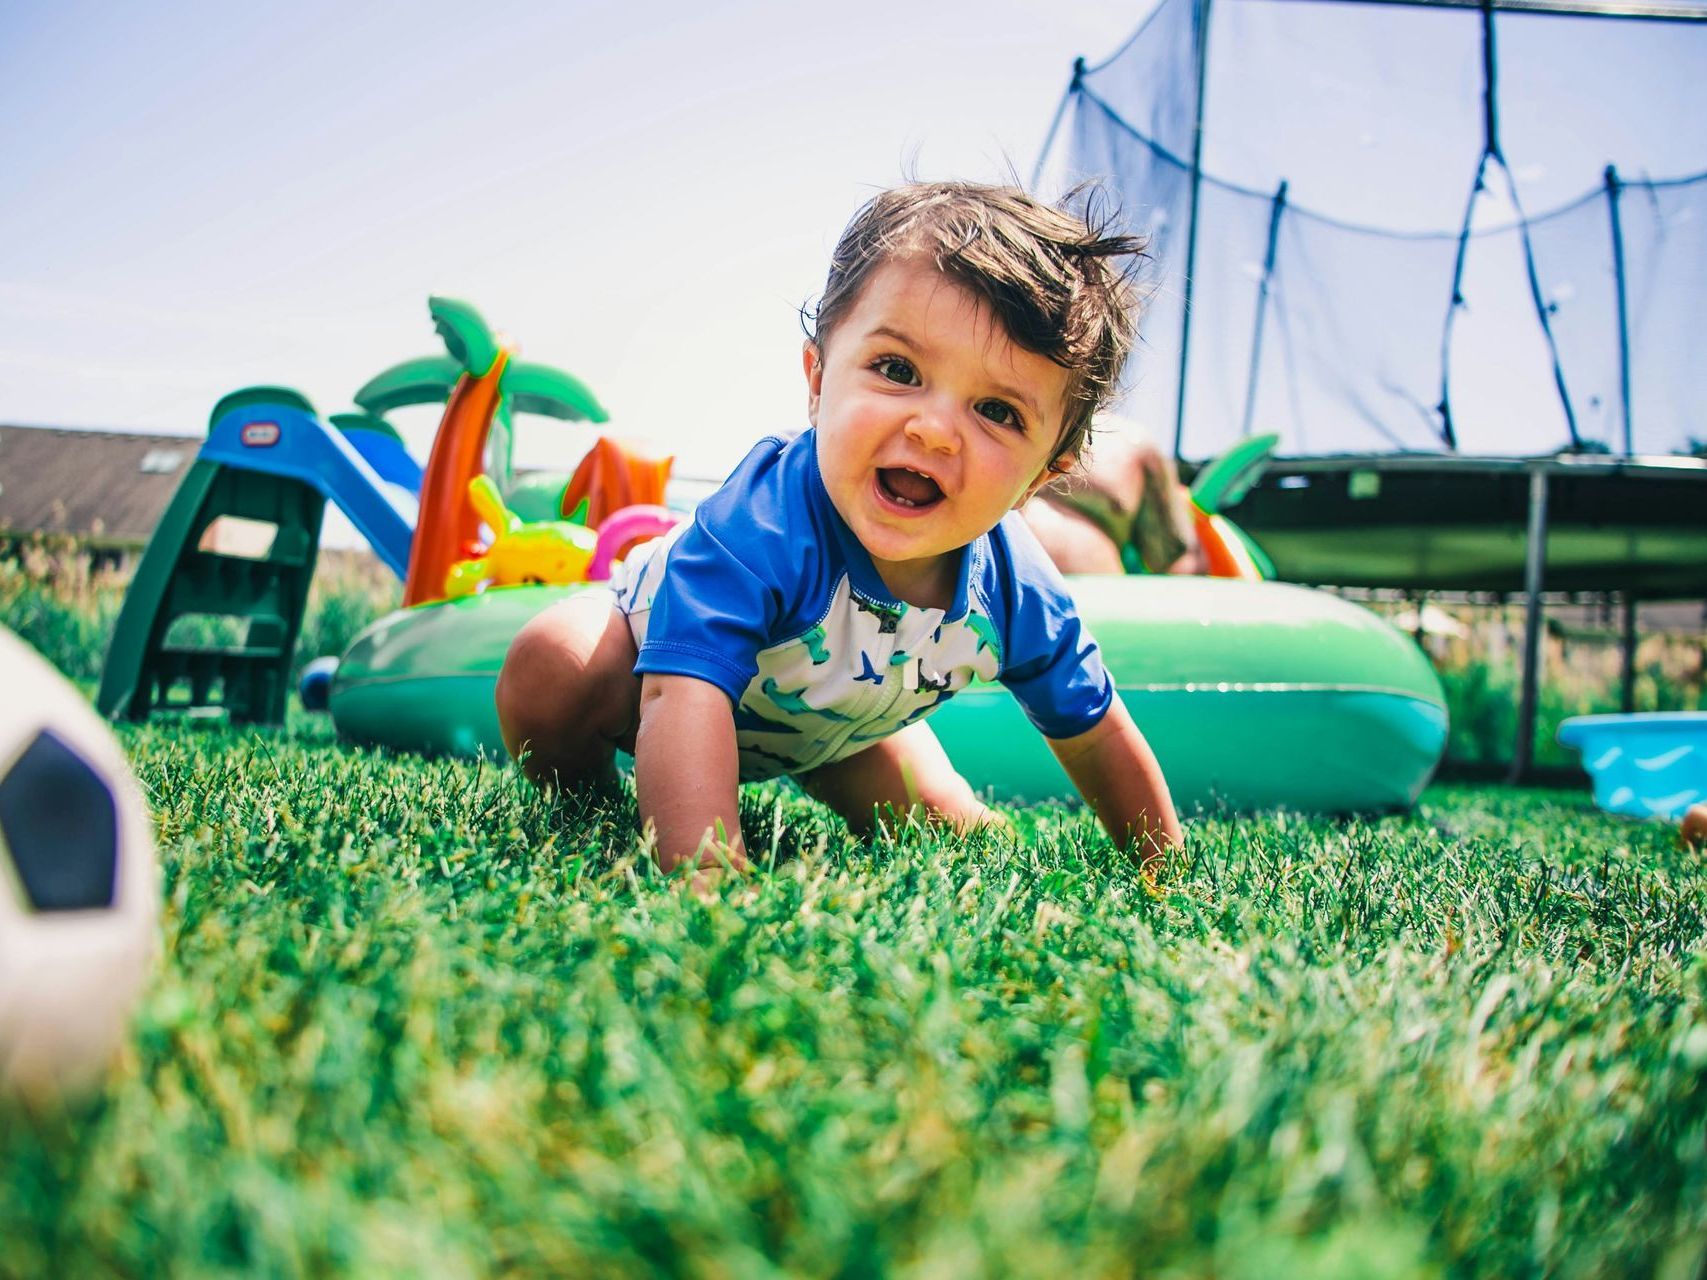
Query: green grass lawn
3 718 1705 1278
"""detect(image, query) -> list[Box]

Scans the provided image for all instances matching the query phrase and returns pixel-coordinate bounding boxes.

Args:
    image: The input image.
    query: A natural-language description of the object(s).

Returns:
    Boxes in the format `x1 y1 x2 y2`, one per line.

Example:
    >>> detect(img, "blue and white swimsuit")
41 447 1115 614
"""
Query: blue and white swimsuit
609 429 1113 781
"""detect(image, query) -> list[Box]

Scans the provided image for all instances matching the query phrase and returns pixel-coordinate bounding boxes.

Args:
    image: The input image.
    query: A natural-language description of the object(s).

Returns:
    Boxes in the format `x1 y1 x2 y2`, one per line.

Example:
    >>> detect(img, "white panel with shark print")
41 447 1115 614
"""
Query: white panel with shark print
615 533 1003 781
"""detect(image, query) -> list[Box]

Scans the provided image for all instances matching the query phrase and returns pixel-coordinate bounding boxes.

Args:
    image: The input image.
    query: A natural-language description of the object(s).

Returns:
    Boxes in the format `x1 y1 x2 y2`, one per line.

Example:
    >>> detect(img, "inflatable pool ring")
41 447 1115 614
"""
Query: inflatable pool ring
330 575 1448 814
587 505 682 582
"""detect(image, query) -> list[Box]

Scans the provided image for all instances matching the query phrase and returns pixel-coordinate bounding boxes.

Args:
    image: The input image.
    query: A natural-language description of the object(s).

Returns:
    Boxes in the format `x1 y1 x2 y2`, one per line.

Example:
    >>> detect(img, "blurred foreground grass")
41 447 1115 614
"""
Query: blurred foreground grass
3 538 1705 1275
1 715 1703 1278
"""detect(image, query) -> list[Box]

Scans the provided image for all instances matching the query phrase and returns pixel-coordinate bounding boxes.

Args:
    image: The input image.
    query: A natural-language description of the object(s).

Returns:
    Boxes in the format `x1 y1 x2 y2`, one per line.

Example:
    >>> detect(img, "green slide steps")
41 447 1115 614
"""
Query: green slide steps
97 388 326 725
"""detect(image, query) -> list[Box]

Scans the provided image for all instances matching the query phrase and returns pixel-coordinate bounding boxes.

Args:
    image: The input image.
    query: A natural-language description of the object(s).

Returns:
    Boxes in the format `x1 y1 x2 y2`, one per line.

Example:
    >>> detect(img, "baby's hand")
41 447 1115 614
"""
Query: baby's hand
683 862 757 904
688 865 726 900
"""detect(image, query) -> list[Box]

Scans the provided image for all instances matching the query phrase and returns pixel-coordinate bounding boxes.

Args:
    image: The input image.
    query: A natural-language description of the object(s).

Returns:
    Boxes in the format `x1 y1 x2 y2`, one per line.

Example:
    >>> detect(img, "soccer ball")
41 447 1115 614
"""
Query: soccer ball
0 625 159 1098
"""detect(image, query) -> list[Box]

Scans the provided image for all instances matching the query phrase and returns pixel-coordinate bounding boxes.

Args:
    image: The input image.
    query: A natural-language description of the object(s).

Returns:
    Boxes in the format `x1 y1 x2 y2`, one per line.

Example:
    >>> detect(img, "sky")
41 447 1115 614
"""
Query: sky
0 0 1145 482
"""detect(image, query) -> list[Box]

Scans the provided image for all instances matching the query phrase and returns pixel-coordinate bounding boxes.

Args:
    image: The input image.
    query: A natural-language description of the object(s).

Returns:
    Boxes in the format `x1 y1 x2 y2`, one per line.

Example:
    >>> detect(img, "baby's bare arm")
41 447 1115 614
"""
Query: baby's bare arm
1047 699 1182 872
633 674 748 877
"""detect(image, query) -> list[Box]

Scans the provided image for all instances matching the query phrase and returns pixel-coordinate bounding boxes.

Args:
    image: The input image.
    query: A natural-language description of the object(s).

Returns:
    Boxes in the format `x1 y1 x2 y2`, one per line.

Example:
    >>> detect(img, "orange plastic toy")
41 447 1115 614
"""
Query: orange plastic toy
1191 504 1264 580
403 351 510 607
560 436 674 530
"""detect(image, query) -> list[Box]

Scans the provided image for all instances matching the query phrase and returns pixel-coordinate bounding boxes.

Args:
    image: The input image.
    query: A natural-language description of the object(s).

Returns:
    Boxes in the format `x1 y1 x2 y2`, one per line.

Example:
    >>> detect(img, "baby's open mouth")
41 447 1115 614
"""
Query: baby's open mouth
877 467 944 509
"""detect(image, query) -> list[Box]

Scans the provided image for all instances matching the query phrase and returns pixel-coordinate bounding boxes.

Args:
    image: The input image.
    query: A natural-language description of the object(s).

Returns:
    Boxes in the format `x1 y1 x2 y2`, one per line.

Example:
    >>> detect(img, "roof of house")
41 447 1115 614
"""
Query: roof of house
0 424 200 547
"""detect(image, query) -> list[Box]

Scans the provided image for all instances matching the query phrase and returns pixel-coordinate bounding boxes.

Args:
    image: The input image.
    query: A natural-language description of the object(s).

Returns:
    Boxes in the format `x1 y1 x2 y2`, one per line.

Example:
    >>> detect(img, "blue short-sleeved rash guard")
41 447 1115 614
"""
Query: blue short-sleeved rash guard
609 428 1113 781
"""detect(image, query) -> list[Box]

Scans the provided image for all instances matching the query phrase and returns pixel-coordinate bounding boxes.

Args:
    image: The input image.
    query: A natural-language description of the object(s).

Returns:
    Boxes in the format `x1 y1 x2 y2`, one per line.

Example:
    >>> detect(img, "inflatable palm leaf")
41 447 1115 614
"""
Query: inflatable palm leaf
428 296 501 377
500 360 608 423
352 356 463 416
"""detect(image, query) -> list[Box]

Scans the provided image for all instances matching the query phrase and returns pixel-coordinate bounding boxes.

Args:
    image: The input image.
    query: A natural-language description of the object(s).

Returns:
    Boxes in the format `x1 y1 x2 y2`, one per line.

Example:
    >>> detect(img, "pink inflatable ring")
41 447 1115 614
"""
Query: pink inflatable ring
587 504 681 582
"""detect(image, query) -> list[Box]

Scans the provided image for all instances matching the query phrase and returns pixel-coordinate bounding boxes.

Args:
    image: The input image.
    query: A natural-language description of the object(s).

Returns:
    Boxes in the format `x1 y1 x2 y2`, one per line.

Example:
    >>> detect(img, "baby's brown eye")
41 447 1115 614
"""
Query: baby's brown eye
874 357 918 386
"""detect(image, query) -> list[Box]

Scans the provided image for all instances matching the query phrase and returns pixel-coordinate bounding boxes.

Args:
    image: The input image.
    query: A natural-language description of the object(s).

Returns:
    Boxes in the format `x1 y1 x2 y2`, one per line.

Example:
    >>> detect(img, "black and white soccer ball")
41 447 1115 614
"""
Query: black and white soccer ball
0 625 158 1097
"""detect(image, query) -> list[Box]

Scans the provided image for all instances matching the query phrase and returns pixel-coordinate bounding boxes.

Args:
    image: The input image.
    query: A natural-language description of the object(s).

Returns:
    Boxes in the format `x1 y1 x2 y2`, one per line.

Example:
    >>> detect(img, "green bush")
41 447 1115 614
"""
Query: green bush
1436 643 1703 768
0 537 125 680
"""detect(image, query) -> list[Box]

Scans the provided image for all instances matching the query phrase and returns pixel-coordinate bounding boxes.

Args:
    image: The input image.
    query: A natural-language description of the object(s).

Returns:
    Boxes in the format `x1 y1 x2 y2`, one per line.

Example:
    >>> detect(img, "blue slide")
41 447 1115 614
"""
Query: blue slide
198 401 417 579
329 416 425 495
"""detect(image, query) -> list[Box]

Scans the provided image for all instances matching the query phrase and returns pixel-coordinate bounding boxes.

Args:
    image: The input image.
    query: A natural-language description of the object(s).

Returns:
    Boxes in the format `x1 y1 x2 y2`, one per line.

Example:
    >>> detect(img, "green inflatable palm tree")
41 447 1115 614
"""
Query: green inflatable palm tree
353 297 608 504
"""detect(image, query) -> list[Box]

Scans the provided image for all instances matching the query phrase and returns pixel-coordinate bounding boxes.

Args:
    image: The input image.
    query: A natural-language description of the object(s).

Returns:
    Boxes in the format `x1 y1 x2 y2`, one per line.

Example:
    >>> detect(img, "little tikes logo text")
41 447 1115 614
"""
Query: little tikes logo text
241 422 281 448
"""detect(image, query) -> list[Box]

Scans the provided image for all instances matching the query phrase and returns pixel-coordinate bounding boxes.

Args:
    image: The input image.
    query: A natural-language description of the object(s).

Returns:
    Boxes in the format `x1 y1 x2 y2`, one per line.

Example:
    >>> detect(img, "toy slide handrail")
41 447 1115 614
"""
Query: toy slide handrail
200 403 415 579
1190 433 1279 515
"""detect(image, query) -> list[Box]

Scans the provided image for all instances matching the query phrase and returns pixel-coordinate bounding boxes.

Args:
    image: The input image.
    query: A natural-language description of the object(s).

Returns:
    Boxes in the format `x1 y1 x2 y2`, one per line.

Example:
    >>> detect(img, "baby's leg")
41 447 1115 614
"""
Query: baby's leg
1129 442 1205 576
495 591 641 790
1025 436 1204 575
1020 496 1128 575
797 721 1003 836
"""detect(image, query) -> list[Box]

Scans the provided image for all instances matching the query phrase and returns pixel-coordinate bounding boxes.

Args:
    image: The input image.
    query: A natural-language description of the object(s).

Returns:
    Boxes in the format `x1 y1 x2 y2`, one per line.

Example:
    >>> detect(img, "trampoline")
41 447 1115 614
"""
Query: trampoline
1034 0 1707 777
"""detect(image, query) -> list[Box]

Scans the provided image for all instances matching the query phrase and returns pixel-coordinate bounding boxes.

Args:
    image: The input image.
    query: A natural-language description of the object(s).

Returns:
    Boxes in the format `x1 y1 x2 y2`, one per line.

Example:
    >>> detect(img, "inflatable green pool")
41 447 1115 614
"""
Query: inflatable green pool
330 576 1446 814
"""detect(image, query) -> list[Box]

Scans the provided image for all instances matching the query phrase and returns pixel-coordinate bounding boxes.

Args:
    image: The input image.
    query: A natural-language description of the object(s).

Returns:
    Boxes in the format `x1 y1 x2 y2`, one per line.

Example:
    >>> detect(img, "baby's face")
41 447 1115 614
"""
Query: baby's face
805 256 1072 606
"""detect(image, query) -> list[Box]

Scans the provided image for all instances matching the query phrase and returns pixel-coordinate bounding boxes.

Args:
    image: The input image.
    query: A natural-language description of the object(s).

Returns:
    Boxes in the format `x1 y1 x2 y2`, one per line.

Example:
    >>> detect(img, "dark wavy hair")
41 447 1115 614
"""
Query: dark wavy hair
805 181 1147 468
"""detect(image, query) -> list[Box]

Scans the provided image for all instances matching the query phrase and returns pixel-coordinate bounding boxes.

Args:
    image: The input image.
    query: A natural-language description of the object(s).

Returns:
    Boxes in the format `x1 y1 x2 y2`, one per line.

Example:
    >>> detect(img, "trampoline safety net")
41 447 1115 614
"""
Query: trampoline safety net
1035 0 1707 461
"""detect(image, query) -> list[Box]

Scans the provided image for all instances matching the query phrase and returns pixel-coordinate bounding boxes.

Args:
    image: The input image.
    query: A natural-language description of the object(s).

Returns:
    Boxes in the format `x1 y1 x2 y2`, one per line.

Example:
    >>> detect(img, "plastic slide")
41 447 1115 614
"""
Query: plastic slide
328 413 424 495
196 396 416 578
98 387 417 725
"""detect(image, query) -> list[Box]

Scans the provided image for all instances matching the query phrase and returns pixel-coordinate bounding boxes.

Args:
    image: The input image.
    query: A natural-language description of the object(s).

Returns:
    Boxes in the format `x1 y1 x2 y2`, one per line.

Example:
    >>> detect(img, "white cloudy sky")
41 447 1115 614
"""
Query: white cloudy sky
0 0 1147 481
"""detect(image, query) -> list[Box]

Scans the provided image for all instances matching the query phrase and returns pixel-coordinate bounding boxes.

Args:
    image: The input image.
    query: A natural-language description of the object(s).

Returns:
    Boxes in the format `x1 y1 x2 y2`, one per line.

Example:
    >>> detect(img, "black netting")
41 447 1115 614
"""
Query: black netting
1524 188 1623 450
1204 0 1486 233
1177 178 1278 448
1054 90 1197 438
1035 0 1707 460
1495 11 1707 214
1263 207 1463 453
1067 0 1204 167
1620 176 1707 454
1448 204 1576 454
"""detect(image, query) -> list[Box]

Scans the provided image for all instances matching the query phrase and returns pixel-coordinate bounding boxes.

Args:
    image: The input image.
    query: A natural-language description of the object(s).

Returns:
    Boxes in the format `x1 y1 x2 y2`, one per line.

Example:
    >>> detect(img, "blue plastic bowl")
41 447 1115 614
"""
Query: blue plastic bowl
1557 712 1707 820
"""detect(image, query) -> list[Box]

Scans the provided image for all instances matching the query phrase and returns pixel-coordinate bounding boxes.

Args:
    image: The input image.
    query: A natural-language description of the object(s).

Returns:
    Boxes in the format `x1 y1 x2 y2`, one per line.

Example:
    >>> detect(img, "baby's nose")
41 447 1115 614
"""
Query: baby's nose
905 403 960 452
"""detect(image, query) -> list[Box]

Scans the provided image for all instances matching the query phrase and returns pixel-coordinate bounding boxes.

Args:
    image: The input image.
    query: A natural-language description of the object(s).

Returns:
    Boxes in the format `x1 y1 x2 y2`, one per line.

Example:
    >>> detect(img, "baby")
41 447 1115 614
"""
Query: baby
496 181 1182 881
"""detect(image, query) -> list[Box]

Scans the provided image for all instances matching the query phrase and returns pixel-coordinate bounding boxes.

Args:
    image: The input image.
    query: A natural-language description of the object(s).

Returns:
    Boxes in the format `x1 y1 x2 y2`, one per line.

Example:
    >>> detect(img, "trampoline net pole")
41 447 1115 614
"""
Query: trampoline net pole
1171 0 1214 460
1620 594 1638 714
1438 153 1491 453
1241 180 1289 440
1605 165 1635 457
1510 466 1550 782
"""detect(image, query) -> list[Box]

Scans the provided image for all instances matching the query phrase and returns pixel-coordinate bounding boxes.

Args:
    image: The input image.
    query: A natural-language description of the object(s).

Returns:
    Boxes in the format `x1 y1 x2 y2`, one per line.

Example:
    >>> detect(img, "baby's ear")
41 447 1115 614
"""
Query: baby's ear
802 340 824 426
1016 452 1075 507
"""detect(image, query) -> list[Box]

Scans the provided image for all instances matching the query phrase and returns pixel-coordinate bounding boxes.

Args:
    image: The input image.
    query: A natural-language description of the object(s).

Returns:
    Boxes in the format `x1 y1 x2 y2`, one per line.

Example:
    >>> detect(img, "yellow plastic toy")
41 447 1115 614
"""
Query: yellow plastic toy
443 475 597 598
